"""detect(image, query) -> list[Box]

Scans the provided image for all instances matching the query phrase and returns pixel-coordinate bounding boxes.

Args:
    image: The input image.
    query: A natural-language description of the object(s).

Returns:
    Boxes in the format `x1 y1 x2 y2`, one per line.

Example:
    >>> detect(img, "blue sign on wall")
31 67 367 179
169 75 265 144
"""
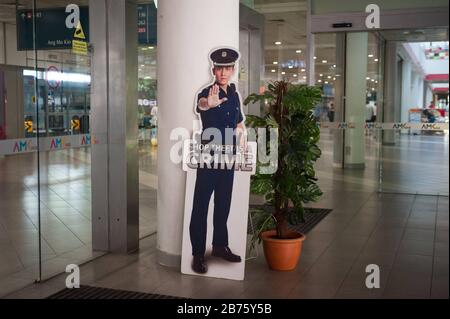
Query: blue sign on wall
17 4 157 51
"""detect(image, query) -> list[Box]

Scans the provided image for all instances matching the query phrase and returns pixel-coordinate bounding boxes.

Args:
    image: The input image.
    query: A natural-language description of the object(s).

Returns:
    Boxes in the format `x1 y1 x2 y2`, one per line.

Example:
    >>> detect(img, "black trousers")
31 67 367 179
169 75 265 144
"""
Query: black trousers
189 167 235 256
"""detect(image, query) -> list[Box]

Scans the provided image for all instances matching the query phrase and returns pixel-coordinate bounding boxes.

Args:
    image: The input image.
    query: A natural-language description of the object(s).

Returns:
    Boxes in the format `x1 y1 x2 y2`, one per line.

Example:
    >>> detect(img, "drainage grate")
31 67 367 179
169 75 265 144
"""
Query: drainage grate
47 285 185 299
248 207 332 235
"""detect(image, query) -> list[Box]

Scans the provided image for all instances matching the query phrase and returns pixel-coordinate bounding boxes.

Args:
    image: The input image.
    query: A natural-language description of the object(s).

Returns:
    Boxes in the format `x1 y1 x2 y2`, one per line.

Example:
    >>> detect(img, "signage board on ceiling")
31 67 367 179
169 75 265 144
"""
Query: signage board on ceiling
17 4 157 51
138 4 157 46
16 7 90 51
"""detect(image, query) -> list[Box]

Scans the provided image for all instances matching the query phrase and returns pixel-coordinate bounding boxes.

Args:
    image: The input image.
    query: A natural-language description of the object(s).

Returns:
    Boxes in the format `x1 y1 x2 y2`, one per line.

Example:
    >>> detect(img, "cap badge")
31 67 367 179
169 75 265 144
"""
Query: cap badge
222 51 227 57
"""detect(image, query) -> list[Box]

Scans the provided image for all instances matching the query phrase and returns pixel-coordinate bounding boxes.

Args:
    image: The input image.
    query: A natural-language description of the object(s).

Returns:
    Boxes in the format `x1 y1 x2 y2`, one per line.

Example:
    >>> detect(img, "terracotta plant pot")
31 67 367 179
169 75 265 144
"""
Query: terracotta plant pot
260 230 306 271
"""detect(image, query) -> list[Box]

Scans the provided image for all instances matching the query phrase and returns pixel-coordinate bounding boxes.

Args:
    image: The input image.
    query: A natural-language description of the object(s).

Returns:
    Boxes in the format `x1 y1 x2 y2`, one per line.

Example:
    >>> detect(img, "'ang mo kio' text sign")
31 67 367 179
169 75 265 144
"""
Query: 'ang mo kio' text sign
17 4 157 51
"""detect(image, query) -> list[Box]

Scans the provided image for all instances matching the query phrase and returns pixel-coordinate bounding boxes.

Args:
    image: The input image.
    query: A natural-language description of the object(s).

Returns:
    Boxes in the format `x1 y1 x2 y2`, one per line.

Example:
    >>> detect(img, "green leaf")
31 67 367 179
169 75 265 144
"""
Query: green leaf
244 81 323 235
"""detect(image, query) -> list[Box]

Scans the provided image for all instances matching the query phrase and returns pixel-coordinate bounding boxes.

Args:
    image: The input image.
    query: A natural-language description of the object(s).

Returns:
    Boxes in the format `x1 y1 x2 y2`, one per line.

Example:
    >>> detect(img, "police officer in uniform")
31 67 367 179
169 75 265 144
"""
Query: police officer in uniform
190 48 246 274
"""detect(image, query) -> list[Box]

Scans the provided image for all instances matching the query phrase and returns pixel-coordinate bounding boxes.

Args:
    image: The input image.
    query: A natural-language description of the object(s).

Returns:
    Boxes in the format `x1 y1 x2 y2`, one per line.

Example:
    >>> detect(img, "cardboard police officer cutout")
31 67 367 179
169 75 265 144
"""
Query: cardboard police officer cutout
181 47 256 281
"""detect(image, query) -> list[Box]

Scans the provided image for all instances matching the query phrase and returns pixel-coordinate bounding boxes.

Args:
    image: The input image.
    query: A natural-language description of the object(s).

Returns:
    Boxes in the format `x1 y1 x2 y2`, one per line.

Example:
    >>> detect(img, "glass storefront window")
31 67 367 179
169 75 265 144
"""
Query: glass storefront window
137 45 157 143
22 61 91 137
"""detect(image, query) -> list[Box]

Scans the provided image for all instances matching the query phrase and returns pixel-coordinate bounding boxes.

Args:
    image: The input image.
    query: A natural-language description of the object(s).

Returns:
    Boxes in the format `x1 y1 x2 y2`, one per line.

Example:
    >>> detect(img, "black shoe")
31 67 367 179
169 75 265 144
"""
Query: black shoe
192 255 207 274
212 246 241 263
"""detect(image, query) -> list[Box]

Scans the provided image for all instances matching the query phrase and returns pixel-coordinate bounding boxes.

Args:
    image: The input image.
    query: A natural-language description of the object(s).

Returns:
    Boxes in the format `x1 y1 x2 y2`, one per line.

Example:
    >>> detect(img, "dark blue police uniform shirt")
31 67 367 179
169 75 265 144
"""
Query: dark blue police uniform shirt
196 83 243 145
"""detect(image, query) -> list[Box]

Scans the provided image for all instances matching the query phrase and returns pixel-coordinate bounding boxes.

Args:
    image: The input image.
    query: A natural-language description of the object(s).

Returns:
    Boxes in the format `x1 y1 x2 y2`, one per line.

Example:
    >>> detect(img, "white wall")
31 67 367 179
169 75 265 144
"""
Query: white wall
399 42 441 119
407 42 449 75
423 59 449 75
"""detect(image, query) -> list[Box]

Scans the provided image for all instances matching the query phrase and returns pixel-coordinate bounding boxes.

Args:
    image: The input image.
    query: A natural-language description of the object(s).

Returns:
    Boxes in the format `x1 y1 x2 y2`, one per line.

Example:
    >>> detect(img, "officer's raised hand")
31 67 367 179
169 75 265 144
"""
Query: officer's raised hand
205 84 228 109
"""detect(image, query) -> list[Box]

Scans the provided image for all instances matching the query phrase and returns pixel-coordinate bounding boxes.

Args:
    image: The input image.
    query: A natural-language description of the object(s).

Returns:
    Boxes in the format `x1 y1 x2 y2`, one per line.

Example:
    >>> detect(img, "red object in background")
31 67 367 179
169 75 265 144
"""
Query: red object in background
0 126 5 140
425 74 449 81
438 109 446 117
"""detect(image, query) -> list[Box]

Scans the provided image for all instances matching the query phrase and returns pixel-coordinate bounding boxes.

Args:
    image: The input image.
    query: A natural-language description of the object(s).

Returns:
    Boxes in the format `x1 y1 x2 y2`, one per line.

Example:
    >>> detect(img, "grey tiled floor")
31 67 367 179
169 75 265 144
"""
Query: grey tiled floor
0 145 158 296
1 133 449 298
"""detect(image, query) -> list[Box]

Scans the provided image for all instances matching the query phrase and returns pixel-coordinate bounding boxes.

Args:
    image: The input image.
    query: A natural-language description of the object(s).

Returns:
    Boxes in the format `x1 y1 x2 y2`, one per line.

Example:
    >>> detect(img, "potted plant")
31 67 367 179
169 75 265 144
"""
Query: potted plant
244 81 323 271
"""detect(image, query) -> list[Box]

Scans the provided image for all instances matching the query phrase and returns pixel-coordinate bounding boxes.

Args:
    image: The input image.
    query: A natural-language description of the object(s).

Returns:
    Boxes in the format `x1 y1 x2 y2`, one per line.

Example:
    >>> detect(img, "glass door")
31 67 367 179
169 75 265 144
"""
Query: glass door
314 29 449 197
0 0 40 296
31 0 103 281
376 31 449 196
313 31 384 195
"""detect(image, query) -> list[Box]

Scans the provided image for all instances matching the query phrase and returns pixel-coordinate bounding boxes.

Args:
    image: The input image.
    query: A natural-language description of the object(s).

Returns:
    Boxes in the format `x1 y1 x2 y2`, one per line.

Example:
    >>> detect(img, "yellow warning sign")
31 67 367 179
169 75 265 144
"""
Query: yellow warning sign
74 21 86 40
72 40 88 55
71 119 80 131
72 20 88 55
25 121 33 133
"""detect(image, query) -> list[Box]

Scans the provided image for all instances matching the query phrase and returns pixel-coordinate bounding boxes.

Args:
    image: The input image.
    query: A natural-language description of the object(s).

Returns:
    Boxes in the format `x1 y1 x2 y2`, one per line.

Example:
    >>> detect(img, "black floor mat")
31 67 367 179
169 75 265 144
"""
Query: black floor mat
46 285 185 299
248 207 332 235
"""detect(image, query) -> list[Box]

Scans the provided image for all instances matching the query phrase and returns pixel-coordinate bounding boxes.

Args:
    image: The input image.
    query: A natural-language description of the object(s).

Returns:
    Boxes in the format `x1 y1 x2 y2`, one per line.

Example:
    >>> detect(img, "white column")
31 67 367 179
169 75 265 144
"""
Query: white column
417 75 424 109
332 33 345 167
344 32 367 169
426 85 433 107
306 0 315 86
400 60 412 123
157 0 239 267
382 41 398 145
412 72 422 108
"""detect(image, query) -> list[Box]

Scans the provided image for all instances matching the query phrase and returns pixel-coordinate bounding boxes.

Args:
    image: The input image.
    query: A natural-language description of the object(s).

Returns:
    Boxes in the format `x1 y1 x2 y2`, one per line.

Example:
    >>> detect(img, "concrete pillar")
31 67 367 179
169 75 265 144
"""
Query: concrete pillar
306 0 315 86
411 71 423 109
400 59 412 123
156 0 239 268
332 33 345 167
425 85 433 107
90 0 139 253
417 75 424 109
382 41 398 145
424 81 433 108
344 32 367 169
